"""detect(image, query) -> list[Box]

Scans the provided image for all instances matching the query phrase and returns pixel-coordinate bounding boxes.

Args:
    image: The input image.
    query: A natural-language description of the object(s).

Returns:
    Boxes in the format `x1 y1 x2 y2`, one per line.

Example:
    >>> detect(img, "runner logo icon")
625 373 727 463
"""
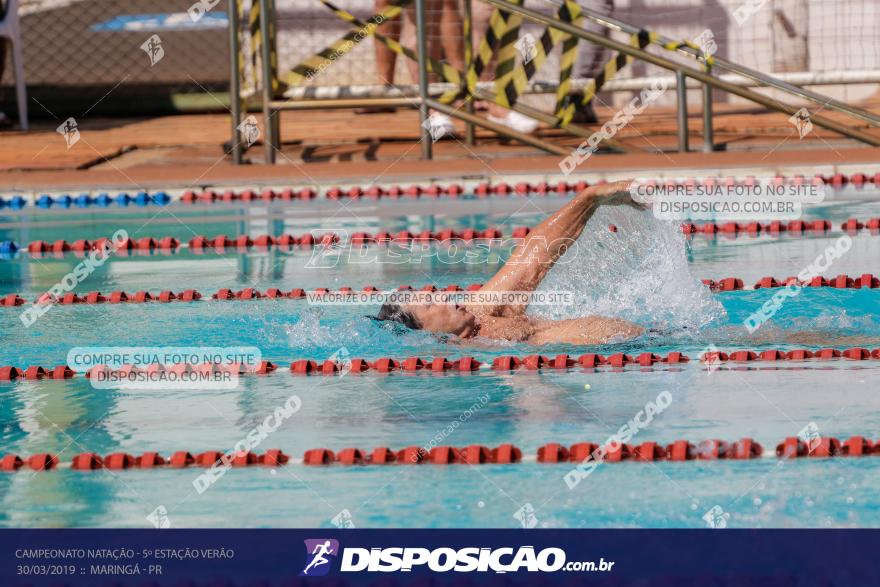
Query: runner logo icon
300 539 340 576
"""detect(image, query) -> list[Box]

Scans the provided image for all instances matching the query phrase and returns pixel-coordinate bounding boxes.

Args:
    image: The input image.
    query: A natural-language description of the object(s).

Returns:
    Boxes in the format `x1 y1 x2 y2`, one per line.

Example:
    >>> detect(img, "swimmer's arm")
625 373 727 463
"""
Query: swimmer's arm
468 180 635 317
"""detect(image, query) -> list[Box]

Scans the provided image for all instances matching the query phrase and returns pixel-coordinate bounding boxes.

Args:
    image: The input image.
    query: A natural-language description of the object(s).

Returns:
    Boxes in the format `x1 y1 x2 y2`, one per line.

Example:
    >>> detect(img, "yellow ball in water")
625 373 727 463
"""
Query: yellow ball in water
584 384 591 391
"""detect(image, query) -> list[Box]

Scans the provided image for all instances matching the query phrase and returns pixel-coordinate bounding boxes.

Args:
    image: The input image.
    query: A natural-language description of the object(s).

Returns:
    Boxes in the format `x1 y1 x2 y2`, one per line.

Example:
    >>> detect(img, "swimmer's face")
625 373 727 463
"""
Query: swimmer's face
404 300 477 338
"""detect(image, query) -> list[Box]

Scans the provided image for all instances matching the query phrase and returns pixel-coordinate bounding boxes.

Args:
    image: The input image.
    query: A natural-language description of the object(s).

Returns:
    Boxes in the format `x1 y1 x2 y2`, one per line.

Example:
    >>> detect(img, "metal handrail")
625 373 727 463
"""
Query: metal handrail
483 0 880 147
536 0 880 127
274 70 880 101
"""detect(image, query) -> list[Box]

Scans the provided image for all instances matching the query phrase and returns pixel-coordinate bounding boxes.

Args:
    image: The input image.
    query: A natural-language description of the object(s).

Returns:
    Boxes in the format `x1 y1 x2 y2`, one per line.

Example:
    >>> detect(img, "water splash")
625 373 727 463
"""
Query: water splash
285 308 437 354
285 308 335 349
531 206 726 330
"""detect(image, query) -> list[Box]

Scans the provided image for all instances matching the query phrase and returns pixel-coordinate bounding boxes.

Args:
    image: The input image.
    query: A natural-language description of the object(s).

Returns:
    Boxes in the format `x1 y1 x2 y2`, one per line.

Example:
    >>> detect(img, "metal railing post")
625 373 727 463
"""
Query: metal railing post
676 70 689 153
258 0 276 164
228 0 242 164
415 0 433 159
463 0 476 145
702 80 714 153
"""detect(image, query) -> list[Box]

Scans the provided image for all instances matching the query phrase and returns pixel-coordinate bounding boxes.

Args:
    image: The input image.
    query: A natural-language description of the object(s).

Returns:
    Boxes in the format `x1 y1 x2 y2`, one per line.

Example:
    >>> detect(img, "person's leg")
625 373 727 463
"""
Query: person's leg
470 1 496 111
374 0 401 85
358 0 402 113
0 28 9 128
402 0 443 85
568 0 615 123
439 0 464 71
0 0 6 99
0 0 5 83
402 0 456 137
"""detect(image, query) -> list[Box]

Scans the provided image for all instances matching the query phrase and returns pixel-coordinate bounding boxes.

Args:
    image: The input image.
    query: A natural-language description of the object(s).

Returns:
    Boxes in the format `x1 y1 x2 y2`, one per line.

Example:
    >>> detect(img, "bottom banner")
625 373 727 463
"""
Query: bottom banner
2 529 877 586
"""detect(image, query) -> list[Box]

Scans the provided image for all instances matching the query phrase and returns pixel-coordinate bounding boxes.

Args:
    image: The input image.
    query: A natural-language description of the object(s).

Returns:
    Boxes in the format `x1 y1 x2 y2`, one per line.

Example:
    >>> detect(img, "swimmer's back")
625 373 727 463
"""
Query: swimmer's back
475 315 643 345
526 316 644 345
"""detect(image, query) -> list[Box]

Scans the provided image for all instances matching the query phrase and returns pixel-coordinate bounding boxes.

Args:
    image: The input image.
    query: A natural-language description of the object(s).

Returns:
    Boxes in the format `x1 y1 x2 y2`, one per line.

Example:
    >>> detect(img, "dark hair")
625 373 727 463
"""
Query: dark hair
375 303 422 330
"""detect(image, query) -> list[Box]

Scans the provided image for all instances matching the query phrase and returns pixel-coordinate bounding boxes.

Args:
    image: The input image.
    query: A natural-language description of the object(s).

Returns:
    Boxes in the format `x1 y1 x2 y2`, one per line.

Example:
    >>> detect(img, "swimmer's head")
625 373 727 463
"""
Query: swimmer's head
375 302 422 330
375 294 477 338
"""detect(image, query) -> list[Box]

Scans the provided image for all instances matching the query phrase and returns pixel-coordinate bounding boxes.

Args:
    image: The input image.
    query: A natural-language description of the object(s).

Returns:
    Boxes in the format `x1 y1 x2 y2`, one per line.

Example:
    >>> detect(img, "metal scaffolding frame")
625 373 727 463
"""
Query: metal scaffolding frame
228 0 880 165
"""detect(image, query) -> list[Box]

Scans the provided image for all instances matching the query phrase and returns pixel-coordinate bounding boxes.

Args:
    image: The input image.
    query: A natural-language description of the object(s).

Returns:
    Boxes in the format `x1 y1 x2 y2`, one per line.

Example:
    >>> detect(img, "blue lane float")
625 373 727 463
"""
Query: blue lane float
1 191 172 209
152 192 171 205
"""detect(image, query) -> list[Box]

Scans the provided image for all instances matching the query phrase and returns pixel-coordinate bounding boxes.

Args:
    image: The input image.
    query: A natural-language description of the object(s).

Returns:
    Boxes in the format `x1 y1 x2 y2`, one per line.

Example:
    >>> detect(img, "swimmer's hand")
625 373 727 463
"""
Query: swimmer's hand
602 190 647 210
579 179 646 210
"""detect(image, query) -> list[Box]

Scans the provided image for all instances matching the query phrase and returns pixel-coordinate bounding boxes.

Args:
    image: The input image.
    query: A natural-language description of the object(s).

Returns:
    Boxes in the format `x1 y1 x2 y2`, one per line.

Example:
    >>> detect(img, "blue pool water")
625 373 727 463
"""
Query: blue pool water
0 192 879 529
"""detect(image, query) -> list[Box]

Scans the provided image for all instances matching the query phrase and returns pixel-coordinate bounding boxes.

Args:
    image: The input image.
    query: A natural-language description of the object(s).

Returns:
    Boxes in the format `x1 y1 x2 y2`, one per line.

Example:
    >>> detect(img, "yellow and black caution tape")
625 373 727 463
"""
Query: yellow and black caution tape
437 5 519 104
493 0 581 109
650 32 715 67
246 0 713 123
289 0 463 90
248 0 281 96
461 1 473 99
282 0 410 87
249 0 260 85
472 6 513 79
234 0 248 99
553 1 583 119
490 0 524 104
267 0 280 95
555 30 652 126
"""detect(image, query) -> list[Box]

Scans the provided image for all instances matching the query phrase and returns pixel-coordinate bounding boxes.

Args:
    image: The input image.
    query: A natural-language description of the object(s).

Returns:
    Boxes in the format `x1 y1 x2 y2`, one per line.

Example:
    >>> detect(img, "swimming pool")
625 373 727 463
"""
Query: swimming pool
1 186 879 529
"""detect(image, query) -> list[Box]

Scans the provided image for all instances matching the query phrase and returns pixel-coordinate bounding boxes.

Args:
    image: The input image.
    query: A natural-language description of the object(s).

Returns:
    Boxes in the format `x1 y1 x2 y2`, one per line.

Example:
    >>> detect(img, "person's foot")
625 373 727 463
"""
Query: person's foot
487 110 540 134
425 111 456 140
565 93 599 124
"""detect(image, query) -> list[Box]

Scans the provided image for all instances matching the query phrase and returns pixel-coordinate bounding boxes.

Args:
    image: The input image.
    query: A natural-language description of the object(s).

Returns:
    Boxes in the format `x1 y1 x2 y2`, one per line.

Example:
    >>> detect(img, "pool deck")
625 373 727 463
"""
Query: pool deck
1 99 878 192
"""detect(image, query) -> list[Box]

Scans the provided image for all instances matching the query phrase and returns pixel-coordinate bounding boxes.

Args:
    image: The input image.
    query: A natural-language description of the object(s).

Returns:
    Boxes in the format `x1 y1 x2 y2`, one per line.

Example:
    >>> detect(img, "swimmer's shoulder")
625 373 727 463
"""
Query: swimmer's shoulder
477 314 535 342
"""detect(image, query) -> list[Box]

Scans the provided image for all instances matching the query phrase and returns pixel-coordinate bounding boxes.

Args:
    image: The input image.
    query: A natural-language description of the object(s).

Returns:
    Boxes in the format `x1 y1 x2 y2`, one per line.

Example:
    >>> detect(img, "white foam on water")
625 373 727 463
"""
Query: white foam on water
285 307 435 352
531 206 726 330
285 308 336 348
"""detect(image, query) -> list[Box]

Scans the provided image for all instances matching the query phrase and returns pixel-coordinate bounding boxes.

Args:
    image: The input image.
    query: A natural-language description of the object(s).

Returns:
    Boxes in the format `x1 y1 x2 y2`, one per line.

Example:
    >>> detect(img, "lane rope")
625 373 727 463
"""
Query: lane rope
2 347 879 381
6 217 880 257
2 272 879 308
3 436 877 471
1 173 878 209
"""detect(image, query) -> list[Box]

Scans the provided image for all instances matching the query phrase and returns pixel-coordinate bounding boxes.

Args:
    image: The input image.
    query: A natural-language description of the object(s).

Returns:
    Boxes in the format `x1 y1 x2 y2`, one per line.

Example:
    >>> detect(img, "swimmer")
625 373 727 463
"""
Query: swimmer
375 180 646 345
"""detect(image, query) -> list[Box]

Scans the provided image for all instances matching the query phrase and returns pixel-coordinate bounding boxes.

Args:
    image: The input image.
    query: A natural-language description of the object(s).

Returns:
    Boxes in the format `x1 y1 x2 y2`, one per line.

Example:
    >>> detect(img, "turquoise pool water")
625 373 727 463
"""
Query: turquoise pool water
0 193 879 529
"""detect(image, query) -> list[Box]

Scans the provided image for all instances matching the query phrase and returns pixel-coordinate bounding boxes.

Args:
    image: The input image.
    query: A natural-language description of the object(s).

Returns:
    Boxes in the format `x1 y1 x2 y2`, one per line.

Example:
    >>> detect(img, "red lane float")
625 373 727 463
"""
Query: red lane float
284 347 876 375
2 347 879 383
703 274 880 291
171 175 879 203
3 272 879 309
0 361 278 381
0 450 290 472
11 174 878 216
5 435 879 471
18 217 880 257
